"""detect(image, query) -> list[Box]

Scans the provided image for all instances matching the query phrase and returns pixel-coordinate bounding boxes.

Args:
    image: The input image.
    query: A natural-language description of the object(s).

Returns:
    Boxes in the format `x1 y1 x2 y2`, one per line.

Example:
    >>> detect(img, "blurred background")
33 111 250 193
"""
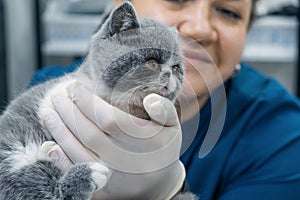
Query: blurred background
0 0 299 112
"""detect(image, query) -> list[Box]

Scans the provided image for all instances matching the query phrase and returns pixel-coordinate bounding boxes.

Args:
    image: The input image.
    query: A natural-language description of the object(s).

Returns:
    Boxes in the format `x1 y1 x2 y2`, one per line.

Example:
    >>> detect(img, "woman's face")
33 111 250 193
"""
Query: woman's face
114 0 252 111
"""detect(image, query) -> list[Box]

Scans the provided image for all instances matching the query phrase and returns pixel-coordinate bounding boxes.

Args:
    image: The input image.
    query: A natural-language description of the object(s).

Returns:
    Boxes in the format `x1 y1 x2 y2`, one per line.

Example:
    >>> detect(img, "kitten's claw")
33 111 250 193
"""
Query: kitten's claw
89 162 112 190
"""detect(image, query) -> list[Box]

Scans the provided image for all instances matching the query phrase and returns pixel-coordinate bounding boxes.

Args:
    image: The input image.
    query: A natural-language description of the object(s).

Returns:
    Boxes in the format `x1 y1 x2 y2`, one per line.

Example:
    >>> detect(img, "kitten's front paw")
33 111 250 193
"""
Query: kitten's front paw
89 162 112 190
58 162 111 199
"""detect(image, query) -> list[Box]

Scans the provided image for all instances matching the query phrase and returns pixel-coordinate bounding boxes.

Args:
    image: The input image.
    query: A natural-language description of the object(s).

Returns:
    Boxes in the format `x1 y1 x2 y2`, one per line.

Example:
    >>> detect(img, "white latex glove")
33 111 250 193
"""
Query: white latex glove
40 83 185 200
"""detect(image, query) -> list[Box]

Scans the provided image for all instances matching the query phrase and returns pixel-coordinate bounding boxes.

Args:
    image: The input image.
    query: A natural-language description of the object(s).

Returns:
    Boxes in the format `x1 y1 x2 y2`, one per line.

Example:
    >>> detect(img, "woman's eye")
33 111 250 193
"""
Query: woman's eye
216 7 241 20
164 0 186 4
147 59 160 70
172 65 181 76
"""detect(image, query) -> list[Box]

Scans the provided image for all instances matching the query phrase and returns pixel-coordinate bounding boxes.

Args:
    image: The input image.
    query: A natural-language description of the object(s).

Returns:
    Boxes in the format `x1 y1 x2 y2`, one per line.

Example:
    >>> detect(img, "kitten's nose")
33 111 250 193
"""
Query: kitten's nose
163 71 171 79
160 71 171 86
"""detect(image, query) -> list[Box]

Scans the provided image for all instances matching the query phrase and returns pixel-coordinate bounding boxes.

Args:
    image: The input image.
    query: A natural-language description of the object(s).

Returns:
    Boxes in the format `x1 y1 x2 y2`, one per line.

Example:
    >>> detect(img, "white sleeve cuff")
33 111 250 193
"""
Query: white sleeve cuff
163 161 186 200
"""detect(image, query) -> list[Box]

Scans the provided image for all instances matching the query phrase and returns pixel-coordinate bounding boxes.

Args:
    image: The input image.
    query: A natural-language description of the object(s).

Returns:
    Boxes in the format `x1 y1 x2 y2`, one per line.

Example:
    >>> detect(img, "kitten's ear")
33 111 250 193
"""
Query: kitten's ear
99 2 140 39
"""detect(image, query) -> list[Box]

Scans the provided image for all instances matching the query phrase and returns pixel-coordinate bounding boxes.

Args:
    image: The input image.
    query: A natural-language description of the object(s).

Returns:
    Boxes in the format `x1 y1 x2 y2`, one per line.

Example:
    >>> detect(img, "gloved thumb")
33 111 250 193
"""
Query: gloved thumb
143 94 179 127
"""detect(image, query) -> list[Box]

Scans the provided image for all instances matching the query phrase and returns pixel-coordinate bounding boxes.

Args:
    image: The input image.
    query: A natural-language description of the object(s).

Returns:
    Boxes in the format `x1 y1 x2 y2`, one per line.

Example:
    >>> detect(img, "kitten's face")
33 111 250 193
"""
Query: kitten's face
84 2 183 118
111 48 183 102
89 2 183 103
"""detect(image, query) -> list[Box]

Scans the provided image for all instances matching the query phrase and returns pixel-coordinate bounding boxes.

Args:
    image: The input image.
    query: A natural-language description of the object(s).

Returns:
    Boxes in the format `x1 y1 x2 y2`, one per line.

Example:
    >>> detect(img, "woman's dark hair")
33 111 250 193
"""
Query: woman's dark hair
249 0 258 28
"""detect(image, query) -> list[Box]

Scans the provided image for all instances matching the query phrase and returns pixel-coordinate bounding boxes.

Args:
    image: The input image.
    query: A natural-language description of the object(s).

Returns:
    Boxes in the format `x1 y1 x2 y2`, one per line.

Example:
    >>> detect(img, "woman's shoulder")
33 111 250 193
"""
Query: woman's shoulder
230 63 299 105
219 64 300 198
227 63 300 132
28 59 83 87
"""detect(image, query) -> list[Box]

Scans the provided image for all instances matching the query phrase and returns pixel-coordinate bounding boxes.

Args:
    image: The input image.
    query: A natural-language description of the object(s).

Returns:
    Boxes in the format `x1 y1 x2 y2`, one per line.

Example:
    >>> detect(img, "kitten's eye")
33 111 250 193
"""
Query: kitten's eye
172 65 181 76
147 58 160 70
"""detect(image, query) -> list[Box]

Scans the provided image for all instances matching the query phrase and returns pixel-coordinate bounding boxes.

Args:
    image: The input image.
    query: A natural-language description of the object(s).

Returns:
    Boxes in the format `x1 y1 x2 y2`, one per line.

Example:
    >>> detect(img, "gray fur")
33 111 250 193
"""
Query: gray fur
173 192 199 200
0 2 194 199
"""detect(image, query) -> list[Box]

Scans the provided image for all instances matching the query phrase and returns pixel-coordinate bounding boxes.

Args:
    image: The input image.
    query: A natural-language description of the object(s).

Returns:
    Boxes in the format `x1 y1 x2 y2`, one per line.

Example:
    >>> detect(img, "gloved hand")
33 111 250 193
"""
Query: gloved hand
40 83 185 200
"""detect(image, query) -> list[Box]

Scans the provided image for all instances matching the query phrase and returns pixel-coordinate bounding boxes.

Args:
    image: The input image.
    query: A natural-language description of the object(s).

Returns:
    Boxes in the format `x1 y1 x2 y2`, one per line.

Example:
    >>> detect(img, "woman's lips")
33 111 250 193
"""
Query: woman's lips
183 50 213 65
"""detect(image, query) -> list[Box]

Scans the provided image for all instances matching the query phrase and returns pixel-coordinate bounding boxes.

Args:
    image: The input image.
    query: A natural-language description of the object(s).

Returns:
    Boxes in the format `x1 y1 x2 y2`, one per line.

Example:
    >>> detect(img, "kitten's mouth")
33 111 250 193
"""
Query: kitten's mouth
162 83 174 92
158 77 177 100
160 85 175 97
140 83 176 101
141 85 173 98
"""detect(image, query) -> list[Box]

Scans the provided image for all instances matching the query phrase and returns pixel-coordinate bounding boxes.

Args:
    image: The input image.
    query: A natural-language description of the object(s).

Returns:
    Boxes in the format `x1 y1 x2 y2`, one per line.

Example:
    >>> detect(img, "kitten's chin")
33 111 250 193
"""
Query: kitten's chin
129 104 151 120
107 93 149 120
114 101 150 120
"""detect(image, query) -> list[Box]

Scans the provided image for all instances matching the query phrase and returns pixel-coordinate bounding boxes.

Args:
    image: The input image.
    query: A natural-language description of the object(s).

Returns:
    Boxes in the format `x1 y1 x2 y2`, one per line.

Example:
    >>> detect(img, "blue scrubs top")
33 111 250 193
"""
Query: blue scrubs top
30 62 300 200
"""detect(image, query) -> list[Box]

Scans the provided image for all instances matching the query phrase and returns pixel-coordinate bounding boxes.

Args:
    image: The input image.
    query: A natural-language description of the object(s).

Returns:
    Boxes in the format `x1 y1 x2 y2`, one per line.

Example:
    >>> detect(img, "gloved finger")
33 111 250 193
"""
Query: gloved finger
143 93 180 127
40 106 96 163
50 90 106 142
41 141 73 173
49 91 126 162
67 83 165 139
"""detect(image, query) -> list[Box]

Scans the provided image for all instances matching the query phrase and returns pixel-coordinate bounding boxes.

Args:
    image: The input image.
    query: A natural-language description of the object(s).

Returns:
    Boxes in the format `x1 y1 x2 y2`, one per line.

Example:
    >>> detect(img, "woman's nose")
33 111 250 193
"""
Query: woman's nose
177 2 217 44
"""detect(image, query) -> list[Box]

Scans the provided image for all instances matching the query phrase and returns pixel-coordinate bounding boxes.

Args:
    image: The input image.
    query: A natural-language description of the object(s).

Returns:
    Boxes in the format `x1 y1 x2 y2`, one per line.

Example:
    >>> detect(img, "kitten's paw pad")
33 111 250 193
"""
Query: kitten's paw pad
89 162 112 190
40 141 60 161
41 141 58 156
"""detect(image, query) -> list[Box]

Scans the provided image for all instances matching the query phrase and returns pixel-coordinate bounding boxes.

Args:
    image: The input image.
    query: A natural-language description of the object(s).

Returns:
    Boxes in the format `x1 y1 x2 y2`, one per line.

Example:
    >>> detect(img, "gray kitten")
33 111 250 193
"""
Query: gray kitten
0 2 196 199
